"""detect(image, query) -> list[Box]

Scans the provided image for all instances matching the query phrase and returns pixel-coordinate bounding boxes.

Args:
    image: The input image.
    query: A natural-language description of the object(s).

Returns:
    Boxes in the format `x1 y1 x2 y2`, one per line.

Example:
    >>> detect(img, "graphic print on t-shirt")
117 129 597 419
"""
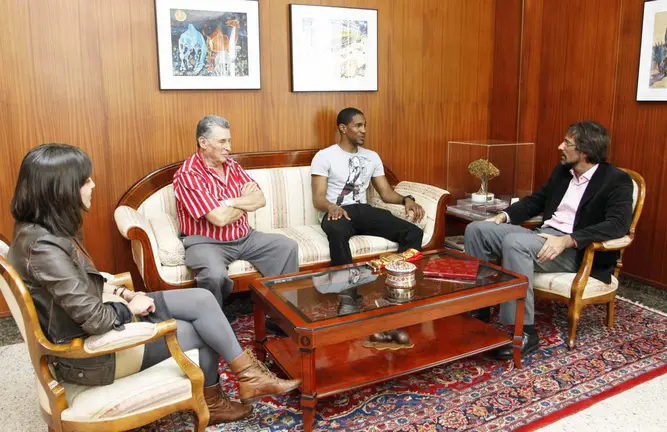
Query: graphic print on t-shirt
336 155 371 205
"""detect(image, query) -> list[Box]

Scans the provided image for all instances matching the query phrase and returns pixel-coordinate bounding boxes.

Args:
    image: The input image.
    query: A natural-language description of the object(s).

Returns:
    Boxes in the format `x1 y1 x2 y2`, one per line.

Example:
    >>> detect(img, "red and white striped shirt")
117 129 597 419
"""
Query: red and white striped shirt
173 152 255 241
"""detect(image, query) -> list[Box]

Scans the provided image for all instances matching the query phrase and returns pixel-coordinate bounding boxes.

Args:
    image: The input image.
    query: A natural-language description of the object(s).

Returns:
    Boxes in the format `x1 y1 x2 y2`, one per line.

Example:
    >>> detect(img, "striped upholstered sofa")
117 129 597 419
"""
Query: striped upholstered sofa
114 150 449 293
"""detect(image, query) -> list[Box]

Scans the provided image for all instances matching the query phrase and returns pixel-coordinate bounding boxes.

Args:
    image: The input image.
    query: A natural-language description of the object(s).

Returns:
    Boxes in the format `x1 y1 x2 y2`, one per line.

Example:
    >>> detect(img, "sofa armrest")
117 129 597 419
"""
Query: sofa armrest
394 181 450 250
114 206 166 291
114 205 152 239
83 322 158 354
593 236 633 251
104 271 135 291
39 319 178 359
566 236 631 300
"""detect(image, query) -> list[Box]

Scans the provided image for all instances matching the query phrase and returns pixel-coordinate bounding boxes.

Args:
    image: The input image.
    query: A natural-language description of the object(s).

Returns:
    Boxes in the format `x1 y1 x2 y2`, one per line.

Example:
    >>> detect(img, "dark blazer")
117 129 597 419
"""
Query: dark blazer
505 162 633 283
8 222 133 385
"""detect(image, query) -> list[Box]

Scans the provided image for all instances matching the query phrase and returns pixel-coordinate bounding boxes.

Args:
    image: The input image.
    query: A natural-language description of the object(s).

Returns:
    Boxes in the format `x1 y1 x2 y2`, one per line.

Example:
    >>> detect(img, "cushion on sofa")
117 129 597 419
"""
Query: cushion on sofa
139 184 178 218
155 224 427 285
148 212 185 266
245 166 321 230
159 264 193 284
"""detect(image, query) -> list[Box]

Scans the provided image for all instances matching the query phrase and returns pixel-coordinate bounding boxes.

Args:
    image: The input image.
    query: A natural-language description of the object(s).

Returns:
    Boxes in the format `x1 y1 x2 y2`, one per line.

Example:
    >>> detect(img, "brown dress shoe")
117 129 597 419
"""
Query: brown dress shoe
388 329 411 345
369 331 392 343
203 382 253 424
229 347 301 405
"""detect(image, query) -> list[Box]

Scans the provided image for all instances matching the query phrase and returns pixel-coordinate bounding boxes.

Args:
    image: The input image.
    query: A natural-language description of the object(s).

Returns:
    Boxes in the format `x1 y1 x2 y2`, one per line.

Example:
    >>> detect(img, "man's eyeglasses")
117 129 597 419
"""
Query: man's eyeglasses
562 139 576 148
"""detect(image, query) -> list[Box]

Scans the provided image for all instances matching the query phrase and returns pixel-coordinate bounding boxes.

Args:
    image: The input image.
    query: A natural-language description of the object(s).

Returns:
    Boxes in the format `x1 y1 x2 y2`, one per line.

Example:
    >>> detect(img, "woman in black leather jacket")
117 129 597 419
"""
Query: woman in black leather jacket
8 144 300 425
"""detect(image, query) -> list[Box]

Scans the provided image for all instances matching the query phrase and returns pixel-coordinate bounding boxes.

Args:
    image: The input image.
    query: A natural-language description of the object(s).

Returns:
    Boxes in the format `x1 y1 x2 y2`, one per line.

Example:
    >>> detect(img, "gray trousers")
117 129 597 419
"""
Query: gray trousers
183 229 299 308
141 289 243 386
464 222 580 326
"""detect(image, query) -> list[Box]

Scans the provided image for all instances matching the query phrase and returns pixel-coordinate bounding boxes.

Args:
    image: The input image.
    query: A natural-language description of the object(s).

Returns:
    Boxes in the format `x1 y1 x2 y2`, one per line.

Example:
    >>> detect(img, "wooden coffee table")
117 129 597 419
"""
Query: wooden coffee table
250 249 527 432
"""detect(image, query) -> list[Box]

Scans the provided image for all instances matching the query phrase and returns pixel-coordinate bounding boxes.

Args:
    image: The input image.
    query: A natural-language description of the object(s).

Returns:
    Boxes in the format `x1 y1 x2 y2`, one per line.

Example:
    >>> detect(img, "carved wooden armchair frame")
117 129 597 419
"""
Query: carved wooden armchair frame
534 168 646 350
0 236 209 431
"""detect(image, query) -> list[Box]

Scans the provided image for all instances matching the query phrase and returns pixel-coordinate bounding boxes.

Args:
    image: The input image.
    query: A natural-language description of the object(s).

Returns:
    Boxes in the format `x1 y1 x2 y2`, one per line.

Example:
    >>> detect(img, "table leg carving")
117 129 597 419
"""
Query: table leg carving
513 298 525 369
253 296 267 362
300 348 317 432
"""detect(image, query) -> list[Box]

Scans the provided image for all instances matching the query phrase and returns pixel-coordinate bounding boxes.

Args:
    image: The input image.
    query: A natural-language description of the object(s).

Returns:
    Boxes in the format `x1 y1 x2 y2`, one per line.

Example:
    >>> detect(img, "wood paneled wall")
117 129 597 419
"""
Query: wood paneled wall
3 0 665 318
519 0 622 186
0 0 522 291
607 0 667 287
519 0 667 288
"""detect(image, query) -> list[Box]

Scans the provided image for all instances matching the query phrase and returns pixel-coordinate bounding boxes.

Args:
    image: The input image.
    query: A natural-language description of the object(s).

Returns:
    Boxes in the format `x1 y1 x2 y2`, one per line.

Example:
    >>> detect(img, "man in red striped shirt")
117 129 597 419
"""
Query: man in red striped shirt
173 115 299 311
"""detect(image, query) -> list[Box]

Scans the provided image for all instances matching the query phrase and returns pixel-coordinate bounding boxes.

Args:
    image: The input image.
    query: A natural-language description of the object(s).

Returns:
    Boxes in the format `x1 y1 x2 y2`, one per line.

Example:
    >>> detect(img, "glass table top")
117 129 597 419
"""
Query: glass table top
263 250 519 323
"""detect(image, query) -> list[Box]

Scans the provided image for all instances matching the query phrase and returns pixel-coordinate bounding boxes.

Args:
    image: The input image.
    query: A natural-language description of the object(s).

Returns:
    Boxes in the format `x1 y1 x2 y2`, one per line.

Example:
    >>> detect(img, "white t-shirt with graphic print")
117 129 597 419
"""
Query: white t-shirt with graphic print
311 144 385 213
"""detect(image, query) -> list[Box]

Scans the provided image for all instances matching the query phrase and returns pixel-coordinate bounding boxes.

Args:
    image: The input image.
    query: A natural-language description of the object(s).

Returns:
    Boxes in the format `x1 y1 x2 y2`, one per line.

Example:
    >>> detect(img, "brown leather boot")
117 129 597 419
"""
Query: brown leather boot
203 382 253 424
229 347 301 404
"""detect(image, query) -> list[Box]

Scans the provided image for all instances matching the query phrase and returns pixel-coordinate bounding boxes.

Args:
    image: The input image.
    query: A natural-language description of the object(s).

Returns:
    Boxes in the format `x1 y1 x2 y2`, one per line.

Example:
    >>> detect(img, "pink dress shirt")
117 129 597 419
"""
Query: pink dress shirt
542 164 599 234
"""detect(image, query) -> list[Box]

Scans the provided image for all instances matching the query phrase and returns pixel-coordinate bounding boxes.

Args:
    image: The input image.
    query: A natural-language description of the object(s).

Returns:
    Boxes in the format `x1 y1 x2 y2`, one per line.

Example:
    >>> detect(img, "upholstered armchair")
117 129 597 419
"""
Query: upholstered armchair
0 239 209 432
533 168 646 350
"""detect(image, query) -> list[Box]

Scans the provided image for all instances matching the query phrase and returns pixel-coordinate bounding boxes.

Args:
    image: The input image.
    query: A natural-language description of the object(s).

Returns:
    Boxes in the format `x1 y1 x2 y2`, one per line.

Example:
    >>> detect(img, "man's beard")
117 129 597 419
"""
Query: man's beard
560 158 574 168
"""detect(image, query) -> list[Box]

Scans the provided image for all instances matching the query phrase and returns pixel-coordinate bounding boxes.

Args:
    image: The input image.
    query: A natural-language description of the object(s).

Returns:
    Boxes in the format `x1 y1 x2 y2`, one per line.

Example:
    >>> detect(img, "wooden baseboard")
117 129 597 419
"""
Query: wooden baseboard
620 272 667 290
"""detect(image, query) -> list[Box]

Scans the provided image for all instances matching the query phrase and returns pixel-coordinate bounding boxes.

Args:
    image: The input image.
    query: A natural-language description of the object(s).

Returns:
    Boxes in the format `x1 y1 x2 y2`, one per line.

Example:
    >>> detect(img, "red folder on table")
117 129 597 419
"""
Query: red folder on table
422 257 479 280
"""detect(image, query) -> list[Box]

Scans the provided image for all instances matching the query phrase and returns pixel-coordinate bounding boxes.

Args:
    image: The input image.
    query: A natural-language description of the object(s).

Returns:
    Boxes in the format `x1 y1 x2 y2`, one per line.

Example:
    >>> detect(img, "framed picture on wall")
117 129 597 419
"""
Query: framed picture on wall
637 0 667 101
155 0 261 90
289 5 378 92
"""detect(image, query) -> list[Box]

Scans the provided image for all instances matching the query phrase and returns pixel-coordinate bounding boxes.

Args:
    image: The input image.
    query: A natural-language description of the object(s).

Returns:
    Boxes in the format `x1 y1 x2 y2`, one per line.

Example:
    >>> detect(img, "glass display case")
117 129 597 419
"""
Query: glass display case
446 140 535 220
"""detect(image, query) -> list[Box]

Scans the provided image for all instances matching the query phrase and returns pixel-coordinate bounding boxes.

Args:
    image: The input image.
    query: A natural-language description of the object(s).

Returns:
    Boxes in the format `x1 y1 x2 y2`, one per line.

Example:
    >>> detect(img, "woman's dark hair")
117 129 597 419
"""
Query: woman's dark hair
11 144 92 237
567 121 610 164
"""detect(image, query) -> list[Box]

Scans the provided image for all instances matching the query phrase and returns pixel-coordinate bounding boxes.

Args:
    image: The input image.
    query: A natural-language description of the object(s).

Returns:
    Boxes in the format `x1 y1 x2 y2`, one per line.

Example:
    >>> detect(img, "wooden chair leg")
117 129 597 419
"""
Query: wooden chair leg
606 300 615 328
194 407 209 431
194 415 206 432
567 305 581 351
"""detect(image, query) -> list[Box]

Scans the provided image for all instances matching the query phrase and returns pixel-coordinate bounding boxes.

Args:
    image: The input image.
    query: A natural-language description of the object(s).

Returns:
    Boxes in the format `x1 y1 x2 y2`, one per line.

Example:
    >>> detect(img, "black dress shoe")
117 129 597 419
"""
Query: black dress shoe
225 311 238 324
338 295 362 316
469 307 491 323
265 317 288 338
338 302 360 316
369 332 392 343
388 329 411 345
493 333 539 360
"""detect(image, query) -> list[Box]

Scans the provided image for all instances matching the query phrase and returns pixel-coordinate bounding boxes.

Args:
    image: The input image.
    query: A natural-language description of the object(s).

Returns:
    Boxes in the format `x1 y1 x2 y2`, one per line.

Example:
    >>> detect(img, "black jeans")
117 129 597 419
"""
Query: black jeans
321 204 423 266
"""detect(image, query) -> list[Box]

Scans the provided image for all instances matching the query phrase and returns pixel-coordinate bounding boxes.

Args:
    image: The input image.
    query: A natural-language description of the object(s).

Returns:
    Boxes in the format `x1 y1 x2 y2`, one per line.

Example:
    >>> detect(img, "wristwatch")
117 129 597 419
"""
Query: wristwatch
402 195 415 205
222 198 233 207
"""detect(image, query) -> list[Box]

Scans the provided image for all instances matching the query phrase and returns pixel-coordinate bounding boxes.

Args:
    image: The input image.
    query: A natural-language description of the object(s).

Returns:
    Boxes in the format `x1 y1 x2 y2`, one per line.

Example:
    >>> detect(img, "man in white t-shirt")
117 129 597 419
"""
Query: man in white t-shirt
311 107 426 266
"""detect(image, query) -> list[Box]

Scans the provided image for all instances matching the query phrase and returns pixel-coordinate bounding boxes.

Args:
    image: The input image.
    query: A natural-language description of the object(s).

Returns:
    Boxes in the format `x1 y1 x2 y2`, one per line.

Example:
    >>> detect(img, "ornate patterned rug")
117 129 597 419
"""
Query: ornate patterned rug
135 297 667 431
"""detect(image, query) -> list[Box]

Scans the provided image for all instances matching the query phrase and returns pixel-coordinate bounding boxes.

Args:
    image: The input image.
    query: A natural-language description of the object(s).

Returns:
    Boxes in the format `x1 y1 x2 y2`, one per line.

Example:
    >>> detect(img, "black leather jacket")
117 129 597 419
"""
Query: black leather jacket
8 222 133 385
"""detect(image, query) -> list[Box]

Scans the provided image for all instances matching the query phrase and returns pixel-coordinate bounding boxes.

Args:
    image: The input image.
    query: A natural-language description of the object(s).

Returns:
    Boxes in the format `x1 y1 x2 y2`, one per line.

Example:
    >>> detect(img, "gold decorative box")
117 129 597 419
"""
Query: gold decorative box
385 261 417 290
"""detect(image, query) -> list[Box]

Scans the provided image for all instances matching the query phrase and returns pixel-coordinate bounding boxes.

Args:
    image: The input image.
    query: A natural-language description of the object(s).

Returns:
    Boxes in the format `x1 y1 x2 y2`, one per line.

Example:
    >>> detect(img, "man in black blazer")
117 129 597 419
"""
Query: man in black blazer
464 121 633 359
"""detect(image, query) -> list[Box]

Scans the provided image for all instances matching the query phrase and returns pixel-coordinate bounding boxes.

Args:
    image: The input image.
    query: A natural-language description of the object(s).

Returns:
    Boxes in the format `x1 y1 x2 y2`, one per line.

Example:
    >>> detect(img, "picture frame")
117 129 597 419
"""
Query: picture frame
637 0 667 101
155 0 261 90
289 4 378 92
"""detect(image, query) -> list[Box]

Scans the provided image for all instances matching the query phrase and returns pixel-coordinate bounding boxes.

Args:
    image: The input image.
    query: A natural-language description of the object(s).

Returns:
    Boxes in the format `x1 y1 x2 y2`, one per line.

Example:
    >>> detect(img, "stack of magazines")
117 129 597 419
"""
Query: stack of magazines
447 197 510 221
